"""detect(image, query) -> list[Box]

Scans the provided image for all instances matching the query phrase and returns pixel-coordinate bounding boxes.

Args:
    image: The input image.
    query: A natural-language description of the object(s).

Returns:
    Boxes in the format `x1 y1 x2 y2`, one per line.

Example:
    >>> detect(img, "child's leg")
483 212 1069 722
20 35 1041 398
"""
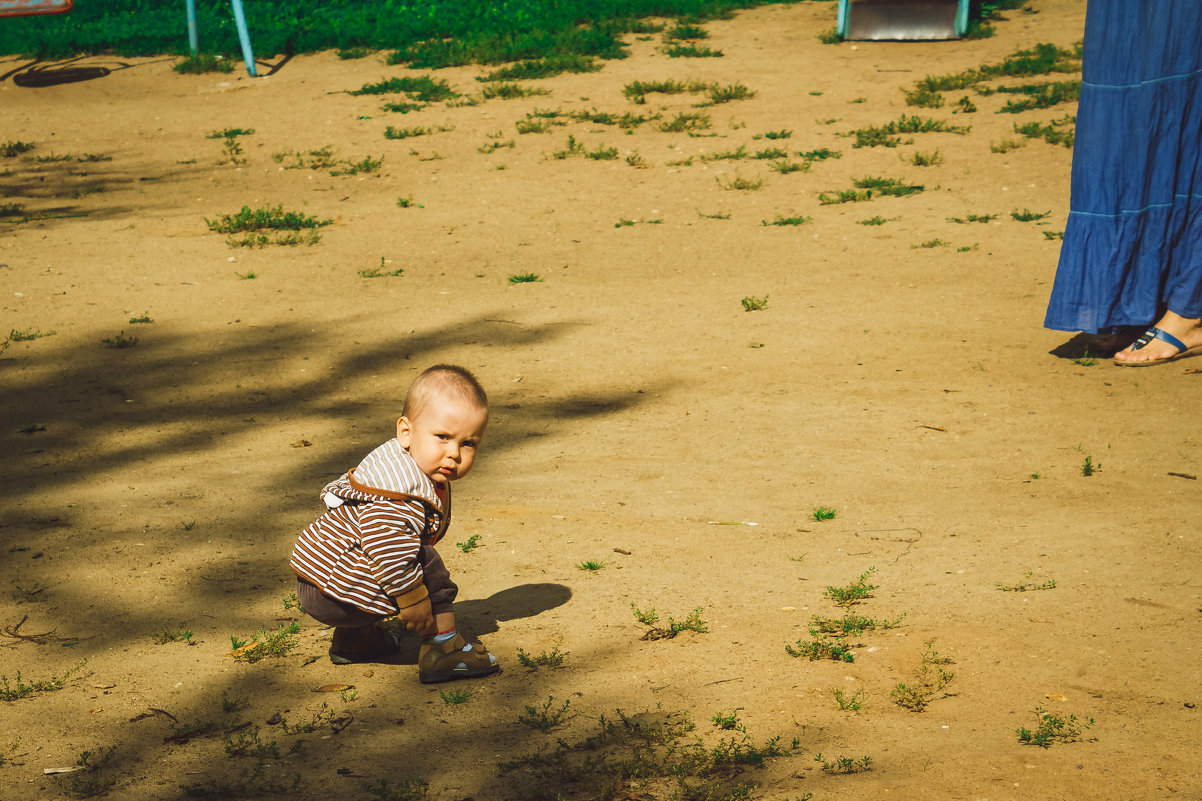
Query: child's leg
417 547 498 683
296 578 399 664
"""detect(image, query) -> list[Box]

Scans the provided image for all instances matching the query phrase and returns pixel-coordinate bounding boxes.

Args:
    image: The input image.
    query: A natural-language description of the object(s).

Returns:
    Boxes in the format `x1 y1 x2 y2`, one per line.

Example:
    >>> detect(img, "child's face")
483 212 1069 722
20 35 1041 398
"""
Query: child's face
396 397 488 484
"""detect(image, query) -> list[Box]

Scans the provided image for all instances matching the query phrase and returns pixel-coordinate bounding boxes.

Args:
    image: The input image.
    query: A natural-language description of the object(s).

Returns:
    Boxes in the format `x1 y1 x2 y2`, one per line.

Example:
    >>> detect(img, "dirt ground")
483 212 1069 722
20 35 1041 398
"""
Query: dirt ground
2 1 1200 799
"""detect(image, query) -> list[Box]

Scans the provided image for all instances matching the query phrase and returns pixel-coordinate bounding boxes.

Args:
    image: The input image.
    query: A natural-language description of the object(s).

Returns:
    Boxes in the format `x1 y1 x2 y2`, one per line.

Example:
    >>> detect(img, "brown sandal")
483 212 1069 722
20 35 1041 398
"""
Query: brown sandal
418 633 499 683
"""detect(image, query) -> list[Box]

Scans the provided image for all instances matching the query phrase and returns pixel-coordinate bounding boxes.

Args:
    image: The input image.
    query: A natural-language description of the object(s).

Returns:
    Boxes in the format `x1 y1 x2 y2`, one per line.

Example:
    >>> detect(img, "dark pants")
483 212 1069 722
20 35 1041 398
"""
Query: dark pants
297 545 458 627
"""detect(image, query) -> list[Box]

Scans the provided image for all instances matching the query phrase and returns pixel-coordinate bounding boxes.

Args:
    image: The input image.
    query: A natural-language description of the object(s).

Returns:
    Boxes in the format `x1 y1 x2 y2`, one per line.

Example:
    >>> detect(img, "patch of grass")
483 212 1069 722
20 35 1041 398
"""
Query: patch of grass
1044 230 1065 240
947 213 998 223
480 81 550 100
665 44 722 58
0 659 85 701
817 27 840 44
516 642 566 670
717 174 763 191
768 159 808 175
229 622 301 663
786 636 854 662
753 146 788 160
997 571 1056 592
832 688 865 711
1 140 35 157
358 256 404 278
815 753 872 774
845 115 971 148
998 80 1081 113
623 78 710 102
207 205 331 234
705 82 755 104
380 100 426 114
1014 116 1076 147
754 129 792 140
52 745 119 798
11 582 47 601
396 195 420 208
798 147 840 162
700 146 746 162
272 146 337 170
914 238 949 248
1080 454 1100 476
904 85 945 108
990 137 1026 153
819 176 924 205
35 152 73 163
910 149 943 166
330 155 384 176
151 626 194 645
518 696 573 732
440 686 474 705
664 23 708 41
658 111 711 132
481 53 600 81
762 215 809 227
500 708 795 799
1011 208 1051 222
128 313 153 324
508 272 542 284
632 604 707 640
101 331 138 349
9 328 53 342
810 612 904 637
711 710 739 730
698 209 730 219
173 53 233 73
350 75 459 101
891 642 955 712
0 202 26 218
206 127 254 139
575 559 606 571
741 294 769 311
361 776 429 801
810 506 837 521
1017 706 1095 747
824 567 875 607
336 45 372 59
455 534 482 553
857 216 896 226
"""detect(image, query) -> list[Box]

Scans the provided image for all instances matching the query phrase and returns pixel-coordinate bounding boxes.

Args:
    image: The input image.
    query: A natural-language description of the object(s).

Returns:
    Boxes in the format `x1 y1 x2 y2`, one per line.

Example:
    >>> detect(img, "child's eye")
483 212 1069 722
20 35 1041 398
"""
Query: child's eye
463 440 477 449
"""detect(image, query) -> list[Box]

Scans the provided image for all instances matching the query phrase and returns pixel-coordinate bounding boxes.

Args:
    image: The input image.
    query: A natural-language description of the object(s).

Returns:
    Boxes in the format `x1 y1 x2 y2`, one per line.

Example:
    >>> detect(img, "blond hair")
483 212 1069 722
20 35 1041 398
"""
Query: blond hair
401 364 488 420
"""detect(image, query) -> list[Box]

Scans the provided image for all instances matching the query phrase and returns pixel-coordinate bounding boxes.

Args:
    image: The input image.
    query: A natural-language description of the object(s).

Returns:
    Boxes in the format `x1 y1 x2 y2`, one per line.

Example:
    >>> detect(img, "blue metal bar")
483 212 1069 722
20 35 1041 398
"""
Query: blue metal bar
185 0 197 53
836 0 848 39
955 0 970 36
229 0 257 77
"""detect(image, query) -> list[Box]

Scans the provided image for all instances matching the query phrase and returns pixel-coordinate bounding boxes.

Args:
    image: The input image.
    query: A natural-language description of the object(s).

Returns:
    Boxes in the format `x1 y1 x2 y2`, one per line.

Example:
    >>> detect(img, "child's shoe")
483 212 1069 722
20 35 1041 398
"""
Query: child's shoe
418 633 499 683
329 624 400 665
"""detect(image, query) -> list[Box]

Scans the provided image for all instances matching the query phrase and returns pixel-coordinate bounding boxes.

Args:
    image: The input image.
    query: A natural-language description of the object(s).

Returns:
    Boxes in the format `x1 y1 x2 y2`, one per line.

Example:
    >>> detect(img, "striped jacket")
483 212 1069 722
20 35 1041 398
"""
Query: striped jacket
290 438 450 616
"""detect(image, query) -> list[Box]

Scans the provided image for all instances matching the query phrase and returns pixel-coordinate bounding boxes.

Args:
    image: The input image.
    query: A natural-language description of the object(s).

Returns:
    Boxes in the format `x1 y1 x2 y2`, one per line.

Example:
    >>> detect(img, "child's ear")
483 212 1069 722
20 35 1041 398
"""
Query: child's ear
396 416 412 448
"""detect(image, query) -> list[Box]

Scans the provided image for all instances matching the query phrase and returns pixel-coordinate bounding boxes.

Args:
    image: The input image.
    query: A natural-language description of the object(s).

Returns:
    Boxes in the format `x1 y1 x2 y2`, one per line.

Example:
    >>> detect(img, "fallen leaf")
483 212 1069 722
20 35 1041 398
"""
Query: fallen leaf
315 684 354 693
291 439 312 448
1045 692 1070 702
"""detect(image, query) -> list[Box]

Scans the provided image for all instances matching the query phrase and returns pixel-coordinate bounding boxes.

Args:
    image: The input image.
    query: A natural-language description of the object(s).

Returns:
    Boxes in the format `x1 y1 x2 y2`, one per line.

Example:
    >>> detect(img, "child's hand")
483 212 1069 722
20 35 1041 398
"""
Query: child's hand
395 597 435 636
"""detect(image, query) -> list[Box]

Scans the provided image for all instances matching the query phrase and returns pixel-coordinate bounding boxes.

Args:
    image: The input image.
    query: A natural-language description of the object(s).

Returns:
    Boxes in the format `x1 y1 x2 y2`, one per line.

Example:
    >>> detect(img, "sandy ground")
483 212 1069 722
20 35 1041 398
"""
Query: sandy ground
2 1 1200 799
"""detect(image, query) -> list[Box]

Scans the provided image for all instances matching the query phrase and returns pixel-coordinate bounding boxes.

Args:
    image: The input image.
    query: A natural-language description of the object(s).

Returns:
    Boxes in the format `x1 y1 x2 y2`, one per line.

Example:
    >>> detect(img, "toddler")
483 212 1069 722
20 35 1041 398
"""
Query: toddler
290 364 498 682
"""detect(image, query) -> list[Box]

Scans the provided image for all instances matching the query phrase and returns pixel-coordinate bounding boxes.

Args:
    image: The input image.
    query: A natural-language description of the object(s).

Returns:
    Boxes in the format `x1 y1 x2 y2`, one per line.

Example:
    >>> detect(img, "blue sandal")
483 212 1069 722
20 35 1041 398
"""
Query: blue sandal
1114 326 1200 366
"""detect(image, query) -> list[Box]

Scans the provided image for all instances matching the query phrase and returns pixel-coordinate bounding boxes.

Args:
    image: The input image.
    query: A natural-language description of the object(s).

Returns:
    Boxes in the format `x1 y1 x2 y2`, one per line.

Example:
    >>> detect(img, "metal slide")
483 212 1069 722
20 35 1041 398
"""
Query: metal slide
837 0 970 41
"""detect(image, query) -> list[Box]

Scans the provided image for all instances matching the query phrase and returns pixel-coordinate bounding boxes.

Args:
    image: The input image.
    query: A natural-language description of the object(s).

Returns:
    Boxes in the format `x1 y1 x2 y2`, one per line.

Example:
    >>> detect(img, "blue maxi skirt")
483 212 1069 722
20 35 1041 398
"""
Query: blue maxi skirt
1043 0 1202 334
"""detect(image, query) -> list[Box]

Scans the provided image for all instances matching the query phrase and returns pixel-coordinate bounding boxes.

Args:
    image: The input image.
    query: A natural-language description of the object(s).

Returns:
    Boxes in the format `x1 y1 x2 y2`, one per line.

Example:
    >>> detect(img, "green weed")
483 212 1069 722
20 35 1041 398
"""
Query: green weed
101 331 138 349
151 626 194 645
361 776 429 801
857 216 896 226
480 82 550 100
658 111 711 132
997 571 1056 592
717 174 763 191
832 688 864 711
206 127 254 139
0 659 86 701
817 27 840 44
518 696 573 732
753 146 788 160
910 149 943 166
1017 706 1095 747
947 213 997 223
810 612 904 637
762 215 809 227
456 534 482 553
991 138 1026 153
396 195 420 208
350 75 459 101
664 23 708 41
890 642 955 712
904 85 945 108
0 202 25 218
666 44 722 58
480 53 600 81
1014 116 1075 147
810 506 837 521
1011 208 1051 222
1 140 35 157
516 642 566 670
705 83 755 104
1081 455 1100 476
336 46 372 59
997 80 1081 113
440 686 474 705
815 753 872 774
711 710 740 730
359 257 404 278
1044 230 1065 240
576 559 606 571
754 129 792 140
914 238 949 248
769 159 808 174
786 636 854 662
824 567 875 607
51 745 119 797
741 294 768 311
230 622 301 663
700 146 747 162
845 115 971 148
9 328 53 342
330 155 384 176
207 205 331 234
128 313 153 324
508 272 542 284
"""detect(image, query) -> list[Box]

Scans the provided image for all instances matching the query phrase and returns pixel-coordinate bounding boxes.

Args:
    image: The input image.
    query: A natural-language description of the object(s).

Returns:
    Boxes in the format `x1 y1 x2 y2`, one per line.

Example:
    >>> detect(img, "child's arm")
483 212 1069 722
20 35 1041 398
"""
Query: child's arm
394 596 435 635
